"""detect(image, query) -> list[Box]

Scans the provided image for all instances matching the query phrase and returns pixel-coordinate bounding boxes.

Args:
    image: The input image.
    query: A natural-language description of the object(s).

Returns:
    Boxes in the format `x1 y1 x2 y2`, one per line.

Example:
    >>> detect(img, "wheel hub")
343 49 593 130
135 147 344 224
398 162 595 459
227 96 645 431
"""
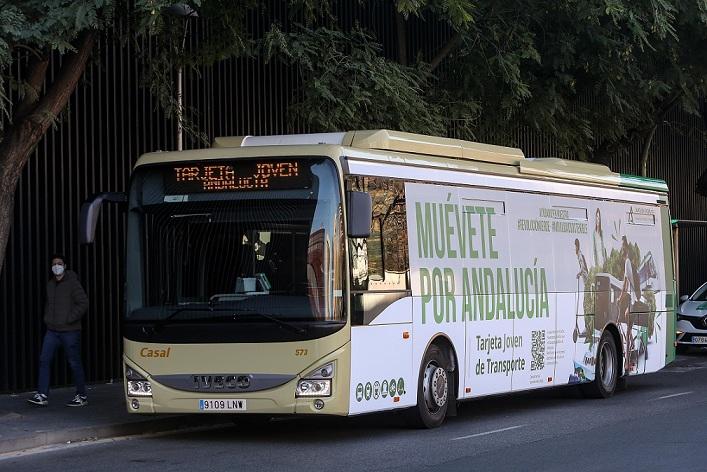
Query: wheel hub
423 363 448 411
600 341 615 389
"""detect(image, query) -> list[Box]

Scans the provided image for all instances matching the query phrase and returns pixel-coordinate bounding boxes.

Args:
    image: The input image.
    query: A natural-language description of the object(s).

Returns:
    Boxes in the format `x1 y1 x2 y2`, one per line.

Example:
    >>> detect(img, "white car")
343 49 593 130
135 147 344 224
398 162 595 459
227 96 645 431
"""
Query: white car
676 282 707 352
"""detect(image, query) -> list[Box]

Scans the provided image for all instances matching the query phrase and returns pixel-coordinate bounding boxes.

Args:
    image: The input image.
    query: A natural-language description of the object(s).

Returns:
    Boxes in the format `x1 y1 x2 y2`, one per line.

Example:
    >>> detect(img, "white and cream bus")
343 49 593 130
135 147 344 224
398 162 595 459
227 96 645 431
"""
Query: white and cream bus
83 130 676 428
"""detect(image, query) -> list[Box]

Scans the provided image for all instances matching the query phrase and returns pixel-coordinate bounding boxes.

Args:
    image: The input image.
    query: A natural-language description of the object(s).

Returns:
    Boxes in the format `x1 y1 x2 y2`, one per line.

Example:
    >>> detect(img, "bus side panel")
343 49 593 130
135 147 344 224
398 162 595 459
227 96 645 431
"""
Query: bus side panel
403 177 671 401
349 300 415 414
660 205 676 365
644 311 668 374
548 197 669 380
506 192 557 392
411 296 467 398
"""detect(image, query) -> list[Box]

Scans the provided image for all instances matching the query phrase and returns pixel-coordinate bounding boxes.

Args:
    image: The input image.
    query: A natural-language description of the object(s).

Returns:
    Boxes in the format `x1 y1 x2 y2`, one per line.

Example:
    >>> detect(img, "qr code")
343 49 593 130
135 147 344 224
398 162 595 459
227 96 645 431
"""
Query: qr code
531 330 545 371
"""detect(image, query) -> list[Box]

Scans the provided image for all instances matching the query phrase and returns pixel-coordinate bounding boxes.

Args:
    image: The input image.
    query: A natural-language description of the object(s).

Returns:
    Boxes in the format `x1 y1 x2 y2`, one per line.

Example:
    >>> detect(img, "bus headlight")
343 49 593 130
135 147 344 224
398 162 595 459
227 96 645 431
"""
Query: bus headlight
296 362 334 397
296 379 331 397
127 380 153 397
126 366 152 398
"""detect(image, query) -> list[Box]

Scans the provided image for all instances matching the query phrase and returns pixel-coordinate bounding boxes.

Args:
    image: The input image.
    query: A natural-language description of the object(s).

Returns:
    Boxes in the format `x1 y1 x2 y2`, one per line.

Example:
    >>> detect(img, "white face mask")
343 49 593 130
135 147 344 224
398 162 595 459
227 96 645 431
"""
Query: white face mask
52 264 65 276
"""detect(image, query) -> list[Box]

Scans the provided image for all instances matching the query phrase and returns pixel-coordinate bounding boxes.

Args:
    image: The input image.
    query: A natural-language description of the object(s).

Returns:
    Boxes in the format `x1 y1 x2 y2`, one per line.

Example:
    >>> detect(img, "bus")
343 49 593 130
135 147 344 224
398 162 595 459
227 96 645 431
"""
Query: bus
82 129 676 428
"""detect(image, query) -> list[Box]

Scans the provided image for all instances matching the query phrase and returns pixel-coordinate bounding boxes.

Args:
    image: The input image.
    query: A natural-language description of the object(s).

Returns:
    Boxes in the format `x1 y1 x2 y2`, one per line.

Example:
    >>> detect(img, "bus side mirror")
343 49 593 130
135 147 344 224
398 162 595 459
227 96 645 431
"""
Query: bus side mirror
680 295 689 303
80 192 127 244
347 191 372 238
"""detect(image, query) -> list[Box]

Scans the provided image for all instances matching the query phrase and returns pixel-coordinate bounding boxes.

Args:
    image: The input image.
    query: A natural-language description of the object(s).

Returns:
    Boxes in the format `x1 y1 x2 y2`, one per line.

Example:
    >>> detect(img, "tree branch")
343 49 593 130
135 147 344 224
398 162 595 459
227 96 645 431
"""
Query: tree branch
429 33 461 71
13 54 50 121
28 30 96 132
9 43 44 60
1 30 96 171
592 90 685 164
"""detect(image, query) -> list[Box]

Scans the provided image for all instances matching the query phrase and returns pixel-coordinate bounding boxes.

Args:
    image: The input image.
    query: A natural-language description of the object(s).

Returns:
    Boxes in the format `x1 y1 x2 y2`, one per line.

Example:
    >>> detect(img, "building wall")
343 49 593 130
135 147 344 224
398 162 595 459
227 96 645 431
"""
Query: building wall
1 13 706 392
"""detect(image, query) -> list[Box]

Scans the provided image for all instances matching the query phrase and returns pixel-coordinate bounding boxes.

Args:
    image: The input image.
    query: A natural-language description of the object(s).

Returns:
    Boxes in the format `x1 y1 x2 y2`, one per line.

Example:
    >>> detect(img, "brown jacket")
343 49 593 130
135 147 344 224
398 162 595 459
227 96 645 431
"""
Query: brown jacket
44 270 89 331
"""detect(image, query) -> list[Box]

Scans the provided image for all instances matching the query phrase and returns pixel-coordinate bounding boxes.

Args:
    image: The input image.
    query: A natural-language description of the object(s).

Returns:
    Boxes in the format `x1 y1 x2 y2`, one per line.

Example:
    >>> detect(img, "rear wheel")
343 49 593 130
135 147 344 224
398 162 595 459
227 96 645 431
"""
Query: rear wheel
406 344 453 428
581 330 618 398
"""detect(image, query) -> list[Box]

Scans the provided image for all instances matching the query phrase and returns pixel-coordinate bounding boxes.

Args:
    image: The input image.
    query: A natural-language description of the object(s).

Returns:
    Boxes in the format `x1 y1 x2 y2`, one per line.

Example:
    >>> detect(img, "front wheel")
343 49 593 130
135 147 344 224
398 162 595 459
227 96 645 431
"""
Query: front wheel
581 330 618 398
406 345 452 428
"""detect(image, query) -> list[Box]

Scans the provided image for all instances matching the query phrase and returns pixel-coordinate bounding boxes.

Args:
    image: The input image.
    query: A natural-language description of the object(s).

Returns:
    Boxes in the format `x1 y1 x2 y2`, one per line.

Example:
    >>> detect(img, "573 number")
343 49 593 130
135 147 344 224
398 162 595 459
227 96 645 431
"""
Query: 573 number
295 349 308 356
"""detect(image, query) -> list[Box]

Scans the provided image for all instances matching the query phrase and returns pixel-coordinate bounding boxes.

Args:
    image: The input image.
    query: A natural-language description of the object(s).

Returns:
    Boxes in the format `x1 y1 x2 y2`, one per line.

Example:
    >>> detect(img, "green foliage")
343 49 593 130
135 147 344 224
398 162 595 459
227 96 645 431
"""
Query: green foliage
463 0 707 161
1 0 706 160
0 1 111 135
264 25 445 134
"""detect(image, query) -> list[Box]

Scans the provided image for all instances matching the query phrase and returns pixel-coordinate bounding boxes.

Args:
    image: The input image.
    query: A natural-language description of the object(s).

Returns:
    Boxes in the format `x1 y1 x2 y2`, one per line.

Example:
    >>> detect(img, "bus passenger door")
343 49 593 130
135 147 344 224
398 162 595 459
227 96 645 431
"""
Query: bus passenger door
349 296 415 414
347 176 415 414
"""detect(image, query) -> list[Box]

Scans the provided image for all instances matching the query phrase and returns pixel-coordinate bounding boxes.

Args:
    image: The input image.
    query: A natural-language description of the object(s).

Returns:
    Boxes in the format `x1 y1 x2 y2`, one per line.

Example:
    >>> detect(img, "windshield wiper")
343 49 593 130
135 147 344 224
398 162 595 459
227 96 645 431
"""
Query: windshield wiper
225 309 307 335
148 302 307 336
152 306 229 332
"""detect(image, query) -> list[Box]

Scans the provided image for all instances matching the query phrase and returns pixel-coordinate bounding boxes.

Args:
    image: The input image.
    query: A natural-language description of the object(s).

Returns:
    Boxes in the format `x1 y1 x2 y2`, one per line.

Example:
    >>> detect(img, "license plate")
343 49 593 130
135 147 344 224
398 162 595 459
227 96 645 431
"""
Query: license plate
199 399 247 411
693 336 707 344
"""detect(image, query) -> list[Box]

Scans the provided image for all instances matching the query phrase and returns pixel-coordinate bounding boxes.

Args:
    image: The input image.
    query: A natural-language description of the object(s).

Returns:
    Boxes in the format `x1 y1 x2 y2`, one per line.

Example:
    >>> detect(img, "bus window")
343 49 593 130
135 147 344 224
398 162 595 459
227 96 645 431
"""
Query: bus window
347 176 410 325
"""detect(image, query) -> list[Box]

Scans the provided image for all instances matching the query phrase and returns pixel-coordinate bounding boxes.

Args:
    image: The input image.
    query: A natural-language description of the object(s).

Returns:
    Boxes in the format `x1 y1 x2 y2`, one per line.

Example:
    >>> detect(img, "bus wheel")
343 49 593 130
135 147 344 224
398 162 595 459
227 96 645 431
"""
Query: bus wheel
581 330 618 398
407 345 451 428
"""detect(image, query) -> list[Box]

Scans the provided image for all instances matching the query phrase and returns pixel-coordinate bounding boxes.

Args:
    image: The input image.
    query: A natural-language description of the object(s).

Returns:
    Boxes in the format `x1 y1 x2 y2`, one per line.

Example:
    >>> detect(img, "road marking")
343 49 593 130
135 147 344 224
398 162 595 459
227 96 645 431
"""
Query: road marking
452 424 526 441
651 391 693 401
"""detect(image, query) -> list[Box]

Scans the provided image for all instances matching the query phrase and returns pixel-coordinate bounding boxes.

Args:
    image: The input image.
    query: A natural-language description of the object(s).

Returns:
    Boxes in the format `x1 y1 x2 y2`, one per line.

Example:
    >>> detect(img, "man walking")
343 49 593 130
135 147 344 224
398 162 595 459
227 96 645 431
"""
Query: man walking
28 254 89 407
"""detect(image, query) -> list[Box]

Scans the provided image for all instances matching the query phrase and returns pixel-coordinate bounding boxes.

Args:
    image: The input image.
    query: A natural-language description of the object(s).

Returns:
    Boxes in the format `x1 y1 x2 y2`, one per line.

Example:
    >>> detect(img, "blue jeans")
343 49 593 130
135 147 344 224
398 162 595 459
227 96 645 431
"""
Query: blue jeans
38 330 86 396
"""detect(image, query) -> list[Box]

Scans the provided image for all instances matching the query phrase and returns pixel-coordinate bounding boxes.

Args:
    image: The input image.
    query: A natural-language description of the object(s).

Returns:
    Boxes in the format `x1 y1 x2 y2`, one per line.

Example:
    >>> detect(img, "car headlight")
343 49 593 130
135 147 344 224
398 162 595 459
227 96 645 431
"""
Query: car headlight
126 366 152 398
296 362 334 397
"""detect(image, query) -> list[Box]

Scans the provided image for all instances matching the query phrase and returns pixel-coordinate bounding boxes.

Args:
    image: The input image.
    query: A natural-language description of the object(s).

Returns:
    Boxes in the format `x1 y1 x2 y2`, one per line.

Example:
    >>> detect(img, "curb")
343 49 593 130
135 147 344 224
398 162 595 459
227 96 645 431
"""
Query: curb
0 415 231 455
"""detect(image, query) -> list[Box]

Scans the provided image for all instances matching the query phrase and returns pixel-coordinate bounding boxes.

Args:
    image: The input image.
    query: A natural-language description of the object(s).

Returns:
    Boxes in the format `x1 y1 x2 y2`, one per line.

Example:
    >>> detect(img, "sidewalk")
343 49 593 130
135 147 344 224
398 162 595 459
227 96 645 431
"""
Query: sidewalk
0 382 229 455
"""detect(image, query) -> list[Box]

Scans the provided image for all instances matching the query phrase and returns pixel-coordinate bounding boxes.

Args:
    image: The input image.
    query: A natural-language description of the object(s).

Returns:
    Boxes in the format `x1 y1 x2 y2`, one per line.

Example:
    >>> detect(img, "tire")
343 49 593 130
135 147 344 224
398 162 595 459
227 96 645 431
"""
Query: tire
676 344 688 355
581 330 618 398
406 344 453 428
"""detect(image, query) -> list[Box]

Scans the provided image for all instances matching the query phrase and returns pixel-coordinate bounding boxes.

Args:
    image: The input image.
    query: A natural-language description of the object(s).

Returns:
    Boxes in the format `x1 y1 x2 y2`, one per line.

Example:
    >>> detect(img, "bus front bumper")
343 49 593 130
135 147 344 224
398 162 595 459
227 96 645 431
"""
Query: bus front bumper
122 344 350 416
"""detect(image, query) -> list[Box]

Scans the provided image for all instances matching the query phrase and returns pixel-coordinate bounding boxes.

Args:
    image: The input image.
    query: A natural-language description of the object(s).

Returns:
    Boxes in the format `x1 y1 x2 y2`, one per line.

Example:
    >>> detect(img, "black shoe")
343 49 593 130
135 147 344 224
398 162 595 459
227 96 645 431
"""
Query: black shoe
27 393 49 406
66 394 88 407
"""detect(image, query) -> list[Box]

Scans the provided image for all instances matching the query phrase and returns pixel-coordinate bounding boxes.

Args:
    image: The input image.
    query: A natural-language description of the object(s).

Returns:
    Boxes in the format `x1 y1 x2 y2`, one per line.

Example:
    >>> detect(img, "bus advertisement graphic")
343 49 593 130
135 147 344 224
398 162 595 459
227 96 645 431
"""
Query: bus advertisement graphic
405 182 667 395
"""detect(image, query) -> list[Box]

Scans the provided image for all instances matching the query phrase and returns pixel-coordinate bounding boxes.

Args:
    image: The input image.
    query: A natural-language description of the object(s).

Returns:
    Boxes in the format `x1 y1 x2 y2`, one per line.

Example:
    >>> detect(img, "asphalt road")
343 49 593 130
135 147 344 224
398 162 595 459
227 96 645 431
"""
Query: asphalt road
4 352 707 472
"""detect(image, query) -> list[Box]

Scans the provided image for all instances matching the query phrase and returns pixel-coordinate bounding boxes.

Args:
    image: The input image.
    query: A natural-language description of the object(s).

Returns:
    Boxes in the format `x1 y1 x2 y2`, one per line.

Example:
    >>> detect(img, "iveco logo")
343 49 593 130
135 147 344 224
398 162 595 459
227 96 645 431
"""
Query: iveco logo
192 374 253 390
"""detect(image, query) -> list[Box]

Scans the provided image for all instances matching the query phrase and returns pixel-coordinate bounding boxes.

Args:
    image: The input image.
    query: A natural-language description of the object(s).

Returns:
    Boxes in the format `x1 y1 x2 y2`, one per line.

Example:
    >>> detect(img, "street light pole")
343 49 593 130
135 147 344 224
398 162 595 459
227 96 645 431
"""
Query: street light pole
176 65 183 150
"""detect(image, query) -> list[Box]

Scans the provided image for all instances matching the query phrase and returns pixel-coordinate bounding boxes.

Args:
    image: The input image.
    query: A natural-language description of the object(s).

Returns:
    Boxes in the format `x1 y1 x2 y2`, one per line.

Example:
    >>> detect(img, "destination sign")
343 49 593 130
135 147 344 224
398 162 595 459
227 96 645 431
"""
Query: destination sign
166 160 310 193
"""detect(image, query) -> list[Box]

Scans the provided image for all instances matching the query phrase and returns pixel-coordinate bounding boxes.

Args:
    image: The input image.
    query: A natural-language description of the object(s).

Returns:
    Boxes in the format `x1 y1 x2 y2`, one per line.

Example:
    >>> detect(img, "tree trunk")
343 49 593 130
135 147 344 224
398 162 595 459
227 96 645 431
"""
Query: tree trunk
430 33 461 71
0 121 41 274
640 124 658 177
0 176 17 276
0 31 96 274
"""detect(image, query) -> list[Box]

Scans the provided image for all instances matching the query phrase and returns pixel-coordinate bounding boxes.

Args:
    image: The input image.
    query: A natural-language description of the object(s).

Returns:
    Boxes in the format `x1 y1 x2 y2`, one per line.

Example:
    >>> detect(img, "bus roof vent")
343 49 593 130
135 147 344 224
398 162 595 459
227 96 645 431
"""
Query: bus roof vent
348 129 524 165
212 132 349 148
520 158 621 186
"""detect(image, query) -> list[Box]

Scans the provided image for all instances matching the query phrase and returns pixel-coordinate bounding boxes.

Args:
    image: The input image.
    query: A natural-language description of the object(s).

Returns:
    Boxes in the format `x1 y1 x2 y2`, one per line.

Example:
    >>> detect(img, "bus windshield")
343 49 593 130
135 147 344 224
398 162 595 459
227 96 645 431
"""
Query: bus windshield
125 158 345 333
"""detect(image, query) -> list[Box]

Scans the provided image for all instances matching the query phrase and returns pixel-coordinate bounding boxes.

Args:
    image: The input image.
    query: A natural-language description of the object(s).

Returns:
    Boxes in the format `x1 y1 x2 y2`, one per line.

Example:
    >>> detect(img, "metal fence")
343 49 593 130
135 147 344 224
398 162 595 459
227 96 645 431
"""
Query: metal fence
2 8 706 392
